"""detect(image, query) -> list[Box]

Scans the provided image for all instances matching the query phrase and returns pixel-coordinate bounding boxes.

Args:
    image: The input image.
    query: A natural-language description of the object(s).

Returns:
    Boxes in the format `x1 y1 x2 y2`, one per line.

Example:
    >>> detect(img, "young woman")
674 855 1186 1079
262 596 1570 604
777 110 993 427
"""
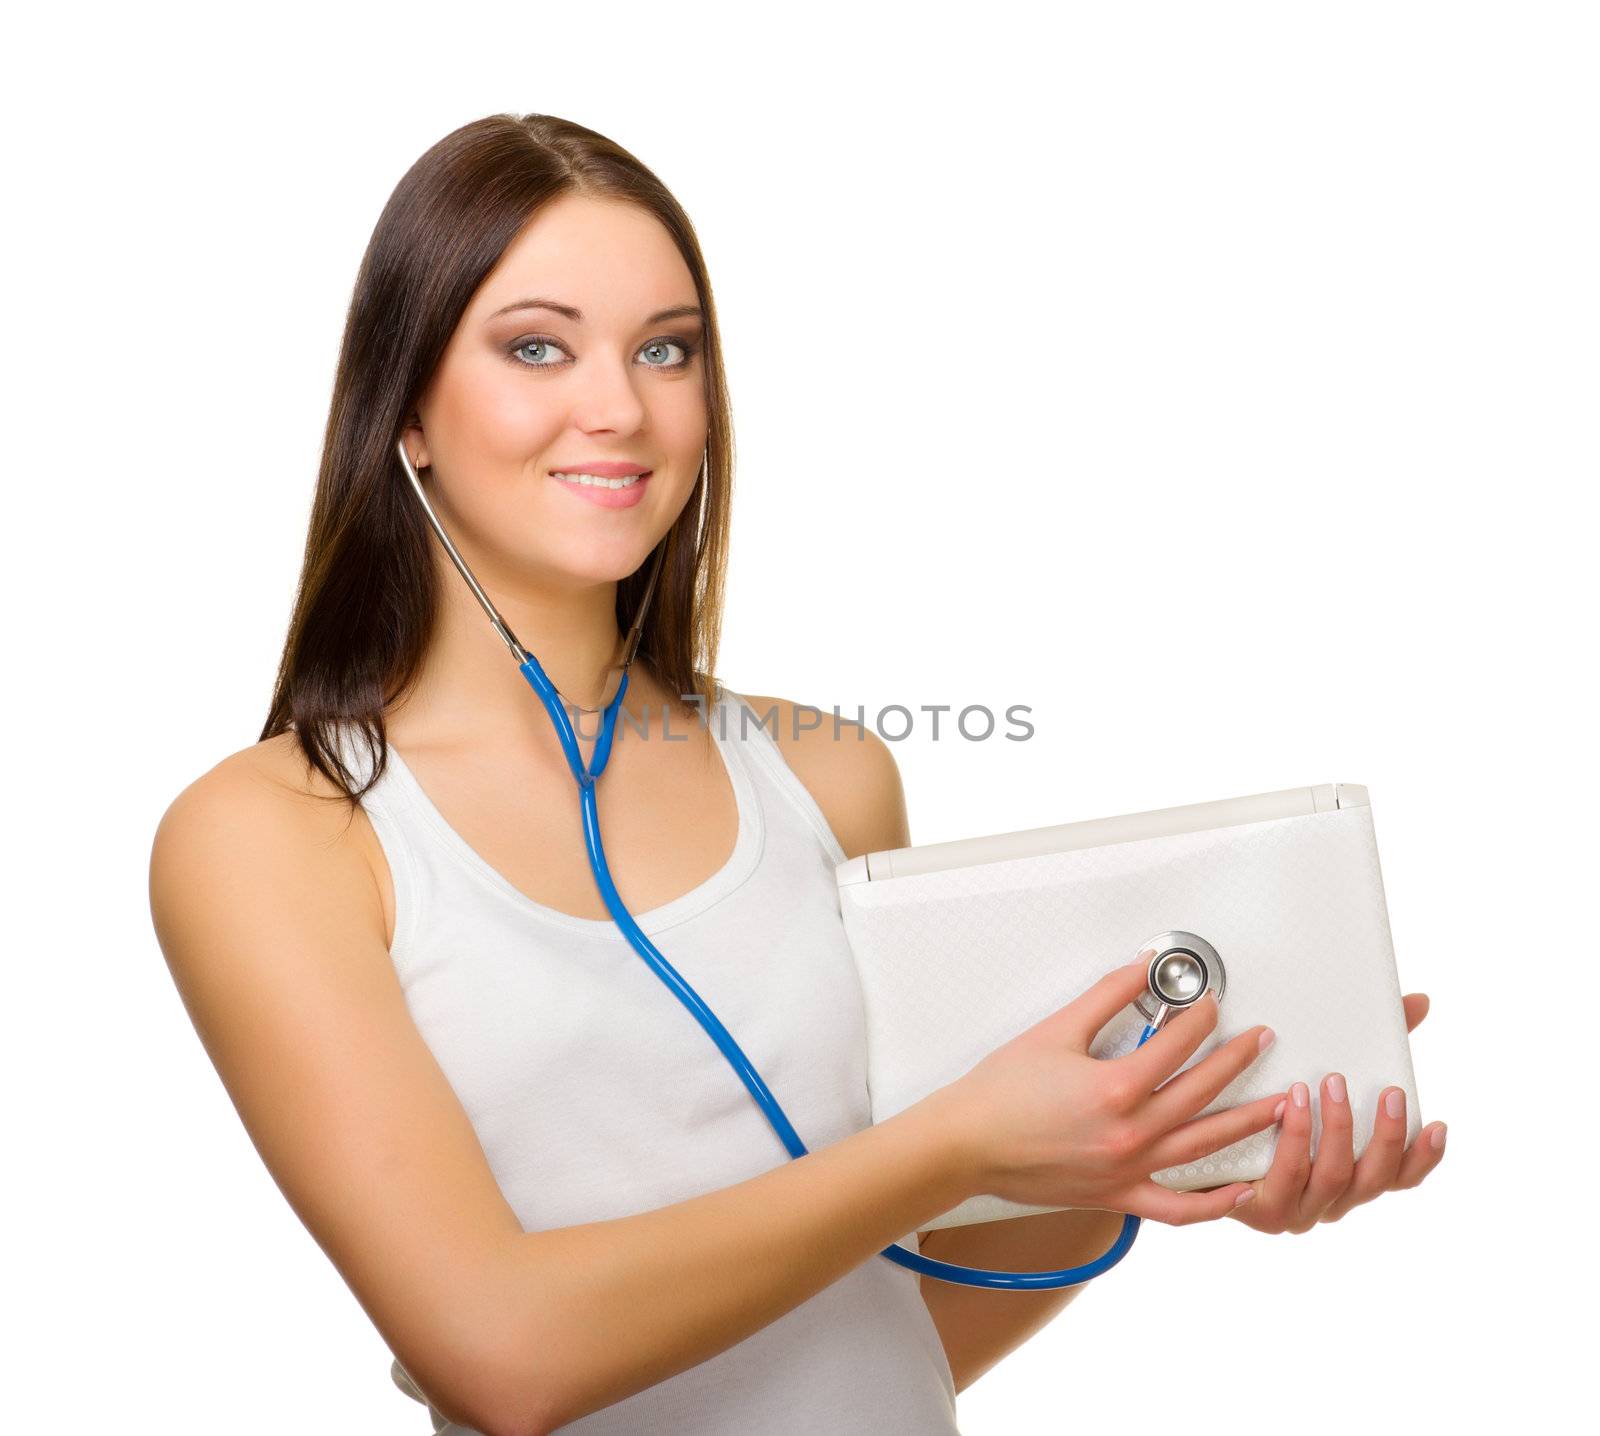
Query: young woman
149 113 1445 1435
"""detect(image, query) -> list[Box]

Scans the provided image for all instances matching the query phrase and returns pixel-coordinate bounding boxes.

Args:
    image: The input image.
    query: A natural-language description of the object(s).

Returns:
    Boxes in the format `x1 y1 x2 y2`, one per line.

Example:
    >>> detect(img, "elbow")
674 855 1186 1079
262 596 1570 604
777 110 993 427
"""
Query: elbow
481 1394 558 1436
463 1321 566 1436
395 1314 561 1436
435 1366 555 1436
474 1406 554 1436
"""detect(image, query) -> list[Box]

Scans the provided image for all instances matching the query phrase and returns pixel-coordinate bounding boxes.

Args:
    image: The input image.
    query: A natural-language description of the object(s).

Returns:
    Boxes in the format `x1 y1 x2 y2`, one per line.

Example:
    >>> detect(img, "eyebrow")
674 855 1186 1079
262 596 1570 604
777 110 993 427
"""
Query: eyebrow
487 297 703 325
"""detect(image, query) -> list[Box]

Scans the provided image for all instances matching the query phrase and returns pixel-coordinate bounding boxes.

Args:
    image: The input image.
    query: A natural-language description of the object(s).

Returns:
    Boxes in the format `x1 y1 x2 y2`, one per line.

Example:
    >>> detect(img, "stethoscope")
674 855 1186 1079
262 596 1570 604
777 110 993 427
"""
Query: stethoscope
393 437 1228 1289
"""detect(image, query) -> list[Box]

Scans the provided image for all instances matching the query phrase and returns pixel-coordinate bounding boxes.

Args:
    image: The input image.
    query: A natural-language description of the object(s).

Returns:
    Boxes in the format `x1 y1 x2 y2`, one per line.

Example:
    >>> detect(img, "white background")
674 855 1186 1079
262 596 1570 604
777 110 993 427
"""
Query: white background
8 2 1593 1430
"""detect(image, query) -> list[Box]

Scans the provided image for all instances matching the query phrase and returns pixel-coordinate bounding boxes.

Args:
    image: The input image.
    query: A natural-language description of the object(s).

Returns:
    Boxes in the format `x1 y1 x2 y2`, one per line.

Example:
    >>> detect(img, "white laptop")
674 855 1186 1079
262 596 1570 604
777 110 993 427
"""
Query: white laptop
835 783 1422 1230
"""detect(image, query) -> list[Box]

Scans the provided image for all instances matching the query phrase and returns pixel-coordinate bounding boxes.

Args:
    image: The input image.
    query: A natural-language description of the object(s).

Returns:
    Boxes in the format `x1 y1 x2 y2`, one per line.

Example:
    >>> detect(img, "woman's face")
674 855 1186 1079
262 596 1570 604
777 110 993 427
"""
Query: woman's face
405 193 708 592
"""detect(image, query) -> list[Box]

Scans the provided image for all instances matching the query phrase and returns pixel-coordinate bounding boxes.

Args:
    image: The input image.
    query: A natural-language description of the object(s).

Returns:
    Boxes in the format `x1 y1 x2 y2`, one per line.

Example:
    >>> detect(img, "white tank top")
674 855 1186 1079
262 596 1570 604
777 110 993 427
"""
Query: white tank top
336 683 959 1434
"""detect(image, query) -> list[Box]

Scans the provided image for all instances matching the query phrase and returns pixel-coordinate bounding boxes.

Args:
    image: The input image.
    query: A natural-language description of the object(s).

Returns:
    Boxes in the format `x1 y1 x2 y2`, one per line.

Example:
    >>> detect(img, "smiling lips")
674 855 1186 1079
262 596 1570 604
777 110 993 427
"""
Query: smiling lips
549 466 652 509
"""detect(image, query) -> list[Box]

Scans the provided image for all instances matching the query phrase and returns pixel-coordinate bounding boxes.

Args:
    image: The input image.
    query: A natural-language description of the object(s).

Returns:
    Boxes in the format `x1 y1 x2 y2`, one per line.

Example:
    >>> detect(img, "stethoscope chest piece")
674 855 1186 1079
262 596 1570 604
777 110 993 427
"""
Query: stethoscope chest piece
1134 931 1226 1032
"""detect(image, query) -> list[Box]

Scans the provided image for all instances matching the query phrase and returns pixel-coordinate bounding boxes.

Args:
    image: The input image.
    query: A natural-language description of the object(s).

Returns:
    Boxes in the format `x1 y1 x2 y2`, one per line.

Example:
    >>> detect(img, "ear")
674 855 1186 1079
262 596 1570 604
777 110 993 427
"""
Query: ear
401 416 430 470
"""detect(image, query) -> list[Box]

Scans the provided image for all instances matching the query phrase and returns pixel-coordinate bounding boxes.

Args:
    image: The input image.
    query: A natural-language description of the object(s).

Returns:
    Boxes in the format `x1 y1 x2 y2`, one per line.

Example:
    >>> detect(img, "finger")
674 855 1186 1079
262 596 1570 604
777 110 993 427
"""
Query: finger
1392 1121 1448 1191
1118 1176 1259 1227
1321 1085 1409 1220
1114 990 1222 1092
1296 1073 1355 1225
1256 1080 1314 1221
1143 1020 1275 1130
1146 1091 1287 1171
1049 952 1158 1051
1403 993 1430 1033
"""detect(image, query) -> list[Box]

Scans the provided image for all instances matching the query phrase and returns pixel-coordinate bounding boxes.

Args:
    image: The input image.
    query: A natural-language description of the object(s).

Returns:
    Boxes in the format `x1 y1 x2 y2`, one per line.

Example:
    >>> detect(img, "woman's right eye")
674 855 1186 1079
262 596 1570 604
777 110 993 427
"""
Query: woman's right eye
508 337 572 368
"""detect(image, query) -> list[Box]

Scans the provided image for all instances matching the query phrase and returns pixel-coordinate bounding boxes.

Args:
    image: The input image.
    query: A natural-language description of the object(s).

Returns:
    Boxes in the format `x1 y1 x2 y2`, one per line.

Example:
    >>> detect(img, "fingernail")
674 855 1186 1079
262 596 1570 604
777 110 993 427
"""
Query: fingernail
1273 1098 1287 1122
1385 1089 1403 1119
1292 1081 1309 1108
1430 1123 1446 1151
1234 1188 1256 1206
1326 1073 1346 1104
1257 1027 1276 1055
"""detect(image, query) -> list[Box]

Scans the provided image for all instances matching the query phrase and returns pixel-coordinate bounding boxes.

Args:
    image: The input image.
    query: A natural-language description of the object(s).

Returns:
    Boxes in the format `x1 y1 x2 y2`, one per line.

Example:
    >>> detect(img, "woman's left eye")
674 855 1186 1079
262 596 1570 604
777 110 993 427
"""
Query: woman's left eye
637 338 693 368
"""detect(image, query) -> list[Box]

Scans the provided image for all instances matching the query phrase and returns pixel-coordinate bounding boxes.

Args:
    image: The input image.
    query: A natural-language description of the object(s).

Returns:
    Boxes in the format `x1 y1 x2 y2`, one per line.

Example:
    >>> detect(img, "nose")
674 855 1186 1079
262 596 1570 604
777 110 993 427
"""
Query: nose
569 347 649 435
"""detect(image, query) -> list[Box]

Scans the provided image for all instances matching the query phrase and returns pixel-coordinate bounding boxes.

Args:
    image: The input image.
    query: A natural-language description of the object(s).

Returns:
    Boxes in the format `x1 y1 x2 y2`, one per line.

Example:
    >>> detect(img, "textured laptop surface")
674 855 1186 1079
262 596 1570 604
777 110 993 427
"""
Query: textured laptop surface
837 787 1420 1230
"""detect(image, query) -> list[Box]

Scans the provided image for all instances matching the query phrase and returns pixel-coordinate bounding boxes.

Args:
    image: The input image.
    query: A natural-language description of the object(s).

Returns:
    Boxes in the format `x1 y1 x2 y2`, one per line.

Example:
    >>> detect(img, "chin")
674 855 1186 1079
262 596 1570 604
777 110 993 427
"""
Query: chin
539 536 661 588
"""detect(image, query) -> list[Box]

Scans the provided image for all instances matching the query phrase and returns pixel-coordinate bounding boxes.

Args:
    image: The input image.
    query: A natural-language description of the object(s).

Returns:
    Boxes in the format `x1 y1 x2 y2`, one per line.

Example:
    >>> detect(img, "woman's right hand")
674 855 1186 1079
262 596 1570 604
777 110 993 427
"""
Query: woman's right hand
935 952 1287 1226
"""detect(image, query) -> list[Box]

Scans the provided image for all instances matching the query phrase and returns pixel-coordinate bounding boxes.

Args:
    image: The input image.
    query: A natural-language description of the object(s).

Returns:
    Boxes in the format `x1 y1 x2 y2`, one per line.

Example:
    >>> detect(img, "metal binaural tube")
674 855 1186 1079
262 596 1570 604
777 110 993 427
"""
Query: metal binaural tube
394 435 666 690
394 437 529 664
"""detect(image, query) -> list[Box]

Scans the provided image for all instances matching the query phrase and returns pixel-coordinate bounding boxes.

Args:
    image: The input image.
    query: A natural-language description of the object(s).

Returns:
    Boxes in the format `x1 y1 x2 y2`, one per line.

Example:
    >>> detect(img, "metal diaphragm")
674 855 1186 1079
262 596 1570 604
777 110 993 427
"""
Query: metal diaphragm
1133 931 1226 1025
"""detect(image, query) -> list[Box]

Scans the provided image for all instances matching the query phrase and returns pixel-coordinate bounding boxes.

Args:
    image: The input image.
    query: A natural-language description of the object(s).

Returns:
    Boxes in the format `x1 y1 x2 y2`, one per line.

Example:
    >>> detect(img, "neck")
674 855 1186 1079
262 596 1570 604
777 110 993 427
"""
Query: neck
387 547 640 750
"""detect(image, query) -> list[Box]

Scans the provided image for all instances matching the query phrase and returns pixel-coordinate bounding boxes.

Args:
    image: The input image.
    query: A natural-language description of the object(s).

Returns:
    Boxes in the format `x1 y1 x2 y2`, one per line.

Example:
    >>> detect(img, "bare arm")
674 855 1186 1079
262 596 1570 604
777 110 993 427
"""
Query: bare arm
502 1091 970 1431
915 1207 1127 1393
150 740 977 1436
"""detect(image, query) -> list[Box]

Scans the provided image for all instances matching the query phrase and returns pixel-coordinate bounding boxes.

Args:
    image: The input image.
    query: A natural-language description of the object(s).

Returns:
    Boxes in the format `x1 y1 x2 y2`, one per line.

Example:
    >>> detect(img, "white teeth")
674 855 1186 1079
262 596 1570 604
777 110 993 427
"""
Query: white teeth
551 471 643 489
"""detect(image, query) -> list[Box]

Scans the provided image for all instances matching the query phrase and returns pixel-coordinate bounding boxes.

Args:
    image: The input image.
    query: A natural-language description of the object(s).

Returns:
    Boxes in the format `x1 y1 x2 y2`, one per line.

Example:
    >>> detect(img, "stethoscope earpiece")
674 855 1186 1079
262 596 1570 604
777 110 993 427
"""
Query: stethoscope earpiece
1134 931 1226 1033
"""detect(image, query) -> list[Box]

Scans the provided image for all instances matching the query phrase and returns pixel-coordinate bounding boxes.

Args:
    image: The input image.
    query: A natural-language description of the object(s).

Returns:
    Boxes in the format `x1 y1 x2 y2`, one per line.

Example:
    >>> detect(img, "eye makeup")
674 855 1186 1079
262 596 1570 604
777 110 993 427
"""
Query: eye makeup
503 333 701 372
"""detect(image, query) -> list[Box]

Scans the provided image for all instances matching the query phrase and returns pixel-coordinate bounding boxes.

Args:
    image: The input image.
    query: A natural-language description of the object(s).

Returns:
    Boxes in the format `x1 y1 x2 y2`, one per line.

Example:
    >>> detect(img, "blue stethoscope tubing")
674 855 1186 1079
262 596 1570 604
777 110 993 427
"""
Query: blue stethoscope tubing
394 438 1148 1290
523 653 1150 1290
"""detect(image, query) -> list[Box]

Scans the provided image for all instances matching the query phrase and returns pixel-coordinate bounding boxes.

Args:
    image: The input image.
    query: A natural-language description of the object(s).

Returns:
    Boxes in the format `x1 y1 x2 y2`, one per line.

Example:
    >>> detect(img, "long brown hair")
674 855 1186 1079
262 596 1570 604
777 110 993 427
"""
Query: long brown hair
260 113 735 804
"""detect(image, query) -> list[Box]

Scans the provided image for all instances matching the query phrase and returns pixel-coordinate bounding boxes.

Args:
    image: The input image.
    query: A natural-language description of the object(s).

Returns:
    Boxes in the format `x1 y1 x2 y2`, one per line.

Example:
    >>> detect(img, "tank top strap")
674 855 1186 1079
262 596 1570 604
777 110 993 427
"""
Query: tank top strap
326 716 406 820
324 718 427 959
713 684 848 867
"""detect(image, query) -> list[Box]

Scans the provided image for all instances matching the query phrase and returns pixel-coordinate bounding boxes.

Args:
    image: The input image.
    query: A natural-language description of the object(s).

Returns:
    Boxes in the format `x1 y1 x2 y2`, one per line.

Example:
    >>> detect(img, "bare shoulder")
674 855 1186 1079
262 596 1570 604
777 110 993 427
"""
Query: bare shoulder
736 692 910 860
146 731 536 1433
161 727 363 821
150 731 385 946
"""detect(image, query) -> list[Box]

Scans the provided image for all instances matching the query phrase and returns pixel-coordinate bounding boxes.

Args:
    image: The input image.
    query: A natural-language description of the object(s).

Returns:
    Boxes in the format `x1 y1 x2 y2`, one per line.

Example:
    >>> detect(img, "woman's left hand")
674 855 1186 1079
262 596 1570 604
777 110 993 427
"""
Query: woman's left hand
1225 992 1446 1233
